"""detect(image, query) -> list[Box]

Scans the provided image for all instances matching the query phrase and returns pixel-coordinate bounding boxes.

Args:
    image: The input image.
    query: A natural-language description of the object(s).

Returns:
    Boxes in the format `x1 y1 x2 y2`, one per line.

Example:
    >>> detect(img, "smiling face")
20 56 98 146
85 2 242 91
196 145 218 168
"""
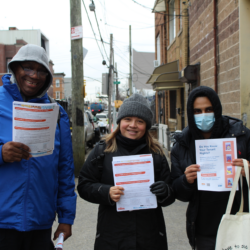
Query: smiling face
12 61 48 97
120 116 147 140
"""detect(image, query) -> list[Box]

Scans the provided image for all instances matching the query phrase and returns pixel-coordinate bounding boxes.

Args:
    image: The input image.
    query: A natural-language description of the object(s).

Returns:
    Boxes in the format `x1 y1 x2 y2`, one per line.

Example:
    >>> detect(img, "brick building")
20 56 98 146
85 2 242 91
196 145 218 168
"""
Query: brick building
0 39 28 86
147 0 250 131
0 27 55 96
189 0 250 127
147 0 189 131
53 73 65 100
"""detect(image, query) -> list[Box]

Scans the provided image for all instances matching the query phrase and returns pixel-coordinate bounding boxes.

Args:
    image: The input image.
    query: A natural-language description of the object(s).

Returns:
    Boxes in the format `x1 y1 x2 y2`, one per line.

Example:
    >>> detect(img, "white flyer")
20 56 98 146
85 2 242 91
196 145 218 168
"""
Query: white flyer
55 233 64 249
195 138 238 191
112 154 157 212
12 101 59 157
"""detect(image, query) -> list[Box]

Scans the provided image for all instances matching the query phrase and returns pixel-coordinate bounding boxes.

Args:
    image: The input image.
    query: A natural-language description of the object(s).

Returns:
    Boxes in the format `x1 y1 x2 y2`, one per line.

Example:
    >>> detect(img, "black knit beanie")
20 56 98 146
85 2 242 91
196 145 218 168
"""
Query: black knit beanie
116 93 153 129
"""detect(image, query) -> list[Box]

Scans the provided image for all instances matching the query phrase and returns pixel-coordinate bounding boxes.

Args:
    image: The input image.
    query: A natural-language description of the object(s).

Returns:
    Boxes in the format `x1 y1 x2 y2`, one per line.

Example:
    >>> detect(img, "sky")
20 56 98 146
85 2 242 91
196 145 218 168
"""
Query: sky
1 0 156 101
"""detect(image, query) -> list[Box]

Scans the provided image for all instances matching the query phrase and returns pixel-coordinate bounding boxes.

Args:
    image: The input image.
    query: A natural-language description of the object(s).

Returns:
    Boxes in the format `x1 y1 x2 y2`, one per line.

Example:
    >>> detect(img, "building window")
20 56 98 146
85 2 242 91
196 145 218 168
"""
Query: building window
55 79 60 88
179 0 182 30
56 91 60 99
169 0 176 44
156 34 161 64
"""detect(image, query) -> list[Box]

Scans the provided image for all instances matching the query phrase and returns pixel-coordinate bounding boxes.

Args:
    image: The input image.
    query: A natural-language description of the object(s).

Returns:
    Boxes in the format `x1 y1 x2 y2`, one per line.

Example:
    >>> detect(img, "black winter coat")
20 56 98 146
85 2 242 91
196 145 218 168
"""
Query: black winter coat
77 140 175 250
171 117 250 249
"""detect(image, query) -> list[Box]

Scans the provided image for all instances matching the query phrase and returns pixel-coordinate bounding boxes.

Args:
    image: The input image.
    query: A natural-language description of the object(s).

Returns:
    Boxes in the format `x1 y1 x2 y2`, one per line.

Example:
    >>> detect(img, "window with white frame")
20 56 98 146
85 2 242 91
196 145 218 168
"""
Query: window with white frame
156 34 161 64
56 91 60 99
56 79 60 87
169 0 176 44
179 0 182 30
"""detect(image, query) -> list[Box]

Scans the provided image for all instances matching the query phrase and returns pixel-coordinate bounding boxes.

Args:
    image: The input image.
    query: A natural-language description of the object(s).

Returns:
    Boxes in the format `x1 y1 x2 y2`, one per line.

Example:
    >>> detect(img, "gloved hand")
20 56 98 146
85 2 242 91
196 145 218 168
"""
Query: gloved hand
150 181 168 197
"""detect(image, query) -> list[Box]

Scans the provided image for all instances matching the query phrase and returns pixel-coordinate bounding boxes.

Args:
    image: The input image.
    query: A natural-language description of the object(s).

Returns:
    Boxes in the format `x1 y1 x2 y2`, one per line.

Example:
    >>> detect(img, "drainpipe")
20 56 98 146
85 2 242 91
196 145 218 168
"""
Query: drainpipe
213 0 218 93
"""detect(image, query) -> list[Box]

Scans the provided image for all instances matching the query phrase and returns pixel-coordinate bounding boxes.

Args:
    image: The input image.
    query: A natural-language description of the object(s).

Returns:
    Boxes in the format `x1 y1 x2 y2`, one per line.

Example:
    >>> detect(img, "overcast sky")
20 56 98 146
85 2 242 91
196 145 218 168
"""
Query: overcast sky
1 0 155 100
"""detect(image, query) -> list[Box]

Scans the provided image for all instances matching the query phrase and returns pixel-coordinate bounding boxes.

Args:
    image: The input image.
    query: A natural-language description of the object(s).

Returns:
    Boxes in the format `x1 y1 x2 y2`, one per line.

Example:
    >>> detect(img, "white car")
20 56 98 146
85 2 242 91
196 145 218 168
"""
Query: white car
96 113 109 134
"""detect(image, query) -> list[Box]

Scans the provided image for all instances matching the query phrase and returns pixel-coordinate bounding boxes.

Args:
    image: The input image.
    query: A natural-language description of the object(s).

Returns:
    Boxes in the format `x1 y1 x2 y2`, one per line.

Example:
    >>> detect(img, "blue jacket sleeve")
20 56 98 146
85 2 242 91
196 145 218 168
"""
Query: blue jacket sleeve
56 106 77 225
0 145 4 165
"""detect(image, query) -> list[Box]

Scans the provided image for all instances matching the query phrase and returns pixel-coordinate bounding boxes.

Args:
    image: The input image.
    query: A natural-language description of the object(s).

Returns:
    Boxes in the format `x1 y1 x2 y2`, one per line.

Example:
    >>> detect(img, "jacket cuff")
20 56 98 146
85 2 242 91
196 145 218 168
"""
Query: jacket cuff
182 175 196 189
58 218 74 225
99 184 115 206
0 145 4 165
108 195 116 206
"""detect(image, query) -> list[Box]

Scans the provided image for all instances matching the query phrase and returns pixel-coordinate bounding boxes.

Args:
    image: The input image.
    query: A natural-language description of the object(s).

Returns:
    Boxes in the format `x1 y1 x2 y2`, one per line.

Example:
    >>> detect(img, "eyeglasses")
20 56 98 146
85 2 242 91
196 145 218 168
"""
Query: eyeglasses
20 64 49 79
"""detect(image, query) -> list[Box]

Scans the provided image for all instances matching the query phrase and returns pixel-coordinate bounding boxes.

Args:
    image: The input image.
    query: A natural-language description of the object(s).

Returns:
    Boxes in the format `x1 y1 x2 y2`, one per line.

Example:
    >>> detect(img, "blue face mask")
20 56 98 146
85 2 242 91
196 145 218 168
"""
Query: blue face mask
194 113 215 132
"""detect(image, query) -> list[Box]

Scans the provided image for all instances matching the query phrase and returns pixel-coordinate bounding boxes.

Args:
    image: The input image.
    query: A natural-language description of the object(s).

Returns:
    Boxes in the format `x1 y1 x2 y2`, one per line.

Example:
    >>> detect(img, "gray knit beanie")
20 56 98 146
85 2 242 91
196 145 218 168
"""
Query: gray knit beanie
116 93 153 129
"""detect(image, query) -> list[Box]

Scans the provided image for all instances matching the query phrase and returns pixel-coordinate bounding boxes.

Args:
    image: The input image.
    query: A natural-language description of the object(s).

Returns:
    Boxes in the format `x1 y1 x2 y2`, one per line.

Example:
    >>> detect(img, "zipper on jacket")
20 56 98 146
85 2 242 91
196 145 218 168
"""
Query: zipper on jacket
22 160 31 231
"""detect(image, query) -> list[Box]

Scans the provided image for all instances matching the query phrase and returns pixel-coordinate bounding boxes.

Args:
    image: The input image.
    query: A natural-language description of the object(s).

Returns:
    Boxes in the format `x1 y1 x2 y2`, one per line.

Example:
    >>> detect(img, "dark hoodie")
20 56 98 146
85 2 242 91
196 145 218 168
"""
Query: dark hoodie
171 86 250 247
187 86 235 236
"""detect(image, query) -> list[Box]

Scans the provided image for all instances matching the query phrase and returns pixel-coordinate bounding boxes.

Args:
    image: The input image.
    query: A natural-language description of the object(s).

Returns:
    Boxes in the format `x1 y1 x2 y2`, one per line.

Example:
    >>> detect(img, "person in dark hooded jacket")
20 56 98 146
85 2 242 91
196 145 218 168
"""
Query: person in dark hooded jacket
171 86 250 250
77 93 175 250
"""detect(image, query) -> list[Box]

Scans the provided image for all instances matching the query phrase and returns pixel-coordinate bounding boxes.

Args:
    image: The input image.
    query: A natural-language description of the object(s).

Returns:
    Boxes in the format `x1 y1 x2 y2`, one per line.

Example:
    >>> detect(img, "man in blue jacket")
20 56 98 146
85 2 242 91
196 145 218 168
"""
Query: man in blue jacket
0 44 76 249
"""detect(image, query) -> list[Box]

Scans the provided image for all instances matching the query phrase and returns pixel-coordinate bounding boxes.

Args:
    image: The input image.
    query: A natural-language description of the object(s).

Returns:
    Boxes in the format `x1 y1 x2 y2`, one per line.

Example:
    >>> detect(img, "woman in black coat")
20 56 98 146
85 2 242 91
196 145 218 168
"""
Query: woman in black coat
77 94 175 250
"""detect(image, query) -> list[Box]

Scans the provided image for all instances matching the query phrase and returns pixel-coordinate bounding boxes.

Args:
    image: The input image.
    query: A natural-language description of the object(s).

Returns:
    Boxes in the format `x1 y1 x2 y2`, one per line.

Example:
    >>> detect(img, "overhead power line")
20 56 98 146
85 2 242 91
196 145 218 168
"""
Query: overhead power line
81 0 106 62
92 1 110 61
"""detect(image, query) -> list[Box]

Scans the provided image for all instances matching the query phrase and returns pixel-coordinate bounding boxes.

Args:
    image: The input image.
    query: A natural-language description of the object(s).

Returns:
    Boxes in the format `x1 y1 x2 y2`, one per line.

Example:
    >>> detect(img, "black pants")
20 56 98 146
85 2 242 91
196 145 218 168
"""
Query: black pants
0 228 54 250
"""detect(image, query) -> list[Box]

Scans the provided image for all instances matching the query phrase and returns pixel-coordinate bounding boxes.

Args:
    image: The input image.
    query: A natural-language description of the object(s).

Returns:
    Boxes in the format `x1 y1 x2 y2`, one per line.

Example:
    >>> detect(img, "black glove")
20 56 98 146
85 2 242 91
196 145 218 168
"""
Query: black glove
150 181 168 197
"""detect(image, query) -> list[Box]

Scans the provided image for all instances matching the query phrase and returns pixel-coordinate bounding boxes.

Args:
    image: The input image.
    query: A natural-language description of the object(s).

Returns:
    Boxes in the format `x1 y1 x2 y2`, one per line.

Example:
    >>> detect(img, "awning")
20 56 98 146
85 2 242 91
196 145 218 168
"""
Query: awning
146 60 184 91
152 0 166 12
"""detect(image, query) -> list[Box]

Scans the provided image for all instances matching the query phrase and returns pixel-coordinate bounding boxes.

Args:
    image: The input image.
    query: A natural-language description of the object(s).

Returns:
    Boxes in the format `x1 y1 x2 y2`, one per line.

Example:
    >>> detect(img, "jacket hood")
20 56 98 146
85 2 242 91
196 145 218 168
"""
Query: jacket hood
8 44 53 99
187 86 226 140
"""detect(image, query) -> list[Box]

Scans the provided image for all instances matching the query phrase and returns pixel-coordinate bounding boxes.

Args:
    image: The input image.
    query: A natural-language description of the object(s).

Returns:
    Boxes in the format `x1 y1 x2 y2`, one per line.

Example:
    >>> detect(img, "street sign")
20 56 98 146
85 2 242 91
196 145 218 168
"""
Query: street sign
113 81 120 84
71 25 83 40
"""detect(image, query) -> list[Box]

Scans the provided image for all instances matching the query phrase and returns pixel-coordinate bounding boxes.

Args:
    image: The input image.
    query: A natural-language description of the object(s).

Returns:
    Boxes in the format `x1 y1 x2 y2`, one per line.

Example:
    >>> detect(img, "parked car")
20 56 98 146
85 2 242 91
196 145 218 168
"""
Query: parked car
84 112 95 148
96 113 109 134
85 110 95 130
90 103 105 115
86 111 101 143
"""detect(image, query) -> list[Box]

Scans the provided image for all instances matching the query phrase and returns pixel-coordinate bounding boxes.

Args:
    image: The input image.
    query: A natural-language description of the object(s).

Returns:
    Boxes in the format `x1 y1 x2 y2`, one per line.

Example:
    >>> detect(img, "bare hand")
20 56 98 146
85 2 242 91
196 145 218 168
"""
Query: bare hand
2 142 31 163
184 164 200 184
109 186 124 202
232 159 250 178
53 223 72 241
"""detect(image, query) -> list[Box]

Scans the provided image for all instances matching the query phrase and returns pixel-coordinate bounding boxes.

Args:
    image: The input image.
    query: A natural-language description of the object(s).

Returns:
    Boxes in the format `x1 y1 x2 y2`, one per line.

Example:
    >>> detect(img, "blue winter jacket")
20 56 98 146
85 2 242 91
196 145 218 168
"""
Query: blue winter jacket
0 74 77 231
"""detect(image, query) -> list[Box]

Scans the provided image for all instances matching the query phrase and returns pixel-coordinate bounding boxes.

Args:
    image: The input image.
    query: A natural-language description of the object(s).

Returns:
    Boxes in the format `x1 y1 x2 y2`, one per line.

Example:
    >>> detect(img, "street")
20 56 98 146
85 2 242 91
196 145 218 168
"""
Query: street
52 148 190 250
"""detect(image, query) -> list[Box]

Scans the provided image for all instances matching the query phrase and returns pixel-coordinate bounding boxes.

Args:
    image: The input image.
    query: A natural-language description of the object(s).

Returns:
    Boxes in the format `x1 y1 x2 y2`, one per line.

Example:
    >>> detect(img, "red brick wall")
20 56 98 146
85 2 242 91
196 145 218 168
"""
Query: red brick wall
53 76 65 100
189 0 240 118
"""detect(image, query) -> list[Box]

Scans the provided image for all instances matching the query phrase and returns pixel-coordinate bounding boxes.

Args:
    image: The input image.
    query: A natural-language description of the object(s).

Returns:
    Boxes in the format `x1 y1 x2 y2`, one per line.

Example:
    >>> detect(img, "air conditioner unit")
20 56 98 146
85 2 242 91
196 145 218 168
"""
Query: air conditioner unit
153 60 160 68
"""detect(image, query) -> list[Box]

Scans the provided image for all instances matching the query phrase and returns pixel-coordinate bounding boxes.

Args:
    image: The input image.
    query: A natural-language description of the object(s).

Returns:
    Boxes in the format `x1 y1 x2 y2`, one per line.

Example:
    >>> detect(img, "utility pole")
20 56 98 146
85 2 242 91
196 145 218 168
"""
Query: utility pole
115 62 119 102
108 34 113 133
70 0 84 177
112 62 117 131
129 25 132 96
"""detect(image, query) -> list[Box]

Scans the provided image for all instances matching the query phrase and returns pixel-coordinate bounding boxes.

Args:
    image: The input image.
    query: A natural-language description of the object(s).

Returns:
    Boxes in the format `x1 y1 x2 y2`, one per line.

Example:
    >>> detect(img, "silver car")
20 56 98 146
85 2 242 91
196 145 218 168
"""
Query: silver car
84 112 95 148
